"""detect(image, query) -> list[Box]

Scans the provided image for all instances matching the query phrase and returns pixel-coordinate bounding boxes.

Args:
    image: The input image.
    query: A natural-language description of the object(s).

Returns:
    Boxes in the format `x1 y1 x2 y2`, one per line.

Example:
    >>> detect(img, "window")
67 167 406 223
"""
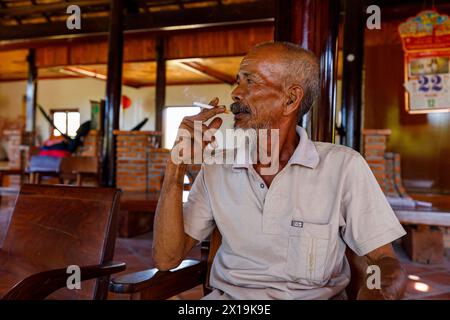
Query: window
163 106 200 148
51 109 81 138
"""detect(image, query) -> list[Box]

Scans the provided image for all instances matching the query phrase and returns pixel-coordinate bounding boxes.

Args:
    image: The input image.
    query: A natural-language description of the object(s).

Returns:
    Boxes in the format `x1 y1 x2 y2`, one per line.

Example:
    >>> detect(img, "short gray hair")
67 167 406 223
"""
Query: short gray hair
254 41 320 118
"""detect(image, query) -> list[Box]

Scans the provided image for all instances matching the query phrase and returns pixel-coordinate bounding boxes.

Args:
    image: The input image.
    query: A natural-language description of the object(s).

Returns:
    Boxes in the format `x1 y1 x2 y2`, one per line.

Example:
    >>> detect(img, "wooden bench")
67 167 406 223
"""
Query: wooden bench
393 205 450 264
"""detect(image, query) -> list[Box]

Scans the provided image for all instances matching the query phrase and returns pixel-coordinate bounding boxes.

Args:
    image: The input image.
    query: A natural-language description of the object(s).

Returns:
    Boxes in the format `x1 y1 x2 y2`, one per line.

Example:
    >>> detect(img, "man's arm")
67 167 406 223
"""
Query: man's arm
358 243 408 300
152 160 198 271
152 98 225 271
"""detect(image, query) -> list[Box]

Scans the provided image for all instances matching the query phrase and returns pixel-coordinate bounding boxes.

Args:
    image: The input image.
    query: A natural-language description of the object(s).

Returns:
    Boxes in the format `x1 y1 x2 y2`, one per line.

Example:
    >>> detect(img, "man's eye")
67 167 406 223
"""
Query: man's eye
247 78 253 84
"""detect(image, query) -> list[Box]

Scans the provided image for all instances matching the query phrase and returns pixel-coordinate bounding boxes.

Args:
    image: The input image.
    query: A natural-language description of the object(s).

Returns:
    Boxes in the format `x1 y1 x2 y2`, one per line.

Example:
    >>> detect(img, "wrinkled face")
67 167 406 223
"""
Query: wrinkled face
231 48 287 129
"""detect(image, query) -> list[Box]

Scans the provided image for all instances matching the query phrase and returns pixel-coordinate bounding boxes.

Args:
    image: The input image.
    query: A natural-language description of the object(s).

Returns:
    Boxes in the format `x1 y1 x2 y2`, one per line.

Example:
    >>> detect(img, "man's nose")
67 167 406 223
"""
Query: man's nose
231 86 242 102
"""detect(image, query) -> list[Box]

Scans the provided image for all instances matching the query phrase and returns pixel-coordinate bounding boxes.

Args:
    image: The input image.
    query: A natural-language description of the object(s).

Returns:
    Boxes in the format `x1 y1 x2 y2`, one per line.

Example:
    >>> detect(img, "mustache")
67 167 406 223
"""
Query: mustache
230 102 251 114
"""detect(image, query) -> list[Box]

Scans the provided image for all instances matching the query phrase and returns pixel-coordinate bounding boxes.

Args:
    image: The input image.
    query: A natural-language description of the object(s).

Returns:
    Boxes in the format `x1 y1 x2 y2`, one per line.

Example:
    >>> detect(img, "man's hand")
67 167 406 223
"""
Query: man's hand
173 97 226 165
358 244 407 300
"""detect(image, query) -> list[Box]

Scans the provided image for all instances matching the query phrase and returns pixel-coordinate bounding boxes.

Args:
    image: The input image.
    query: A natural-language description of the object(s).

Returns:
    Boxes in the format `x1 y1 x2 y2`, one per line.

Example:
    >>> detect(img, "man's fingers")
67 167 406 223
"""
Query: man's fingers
197 106 226 121
208 117 223 131
209 97 219 106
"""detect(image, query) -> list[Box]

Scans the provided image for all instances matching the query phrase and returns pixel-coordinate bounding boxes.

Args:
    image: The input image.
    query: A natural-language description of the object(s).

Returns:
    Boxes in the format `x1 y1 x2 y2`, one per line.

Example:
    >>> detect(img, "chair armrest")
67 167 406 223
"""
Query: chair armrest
2 261 126 300
110 259 206 300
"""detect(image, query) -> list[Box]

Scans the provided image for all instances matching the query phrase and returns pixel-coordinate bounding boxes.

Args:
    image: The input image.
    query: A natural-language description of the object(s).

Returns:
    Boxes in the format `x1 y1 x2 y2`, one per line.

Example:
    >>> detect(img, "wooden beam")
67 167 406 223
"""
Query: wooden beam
25 49 37 146
30 0 52 23
102 0 124 188
341 0 365 151
0 1 275 42
179 61 235 85
274 0 293 44
0 0 110 17
155 37 166 147
61 66 141 88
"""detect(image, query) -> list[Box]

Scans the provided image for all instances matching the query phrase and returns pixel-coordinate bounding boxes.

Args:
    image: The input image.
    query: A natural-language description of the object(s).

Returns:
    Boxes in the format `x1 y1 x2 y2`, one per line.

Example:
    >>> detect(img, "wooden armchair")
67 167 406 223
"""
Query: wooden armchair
110 228 370 300
0 184 126 300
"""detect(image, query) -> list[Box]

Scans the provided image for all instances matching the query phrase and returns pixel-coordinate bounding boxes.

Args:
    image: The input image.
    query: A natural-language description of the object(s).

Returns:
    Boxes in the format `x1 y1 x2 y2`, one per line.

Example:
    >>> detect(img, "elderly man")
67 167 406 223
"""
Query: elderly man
153 42 407 300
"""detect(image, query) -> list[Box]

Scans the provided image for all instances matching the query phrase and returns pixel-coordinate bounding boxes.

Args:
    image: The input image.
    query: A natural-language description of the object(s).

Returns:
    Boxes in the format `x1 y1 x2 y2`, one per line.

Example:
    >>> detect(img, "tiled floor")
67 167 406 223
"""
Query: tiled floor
396 244 450 300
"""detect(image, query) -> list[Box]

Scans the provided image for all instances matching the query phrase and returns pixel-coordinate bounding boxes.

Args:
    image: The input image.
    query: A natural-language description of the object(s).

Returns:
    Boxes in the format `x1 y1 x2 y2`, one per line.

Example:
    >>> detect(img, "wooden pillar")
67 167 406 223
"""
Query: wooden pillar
25 49 37 146
341 0 365 151
275 0 340 143
102 0 124 187
155 37 166 147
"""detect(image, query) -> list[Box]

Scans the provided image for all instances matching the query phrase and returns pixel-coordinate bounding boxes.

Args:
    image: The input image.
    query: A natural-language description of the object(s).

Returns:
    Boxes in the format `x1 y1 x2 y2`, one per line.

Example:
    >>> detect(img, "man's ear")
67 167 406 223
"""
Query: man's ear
283 85 304 116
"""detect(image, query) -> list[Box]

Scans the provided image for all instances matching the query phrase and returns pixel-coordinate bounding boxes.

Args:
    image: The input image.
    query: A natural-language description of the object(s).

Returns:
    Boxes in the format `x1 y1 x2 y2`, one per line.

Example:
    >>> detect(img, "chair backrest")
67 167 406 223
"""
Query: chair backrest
201 228 367 299
2 184 121 299
60 156 99 174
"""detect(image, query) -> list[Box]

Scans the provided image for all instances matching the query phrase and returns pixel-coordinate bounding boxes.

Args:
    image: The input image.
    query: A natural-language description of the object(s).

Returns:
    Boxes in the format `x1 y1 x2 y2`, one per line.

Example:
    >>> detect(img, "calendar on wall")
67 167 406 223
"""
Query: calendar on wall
399 10 450 114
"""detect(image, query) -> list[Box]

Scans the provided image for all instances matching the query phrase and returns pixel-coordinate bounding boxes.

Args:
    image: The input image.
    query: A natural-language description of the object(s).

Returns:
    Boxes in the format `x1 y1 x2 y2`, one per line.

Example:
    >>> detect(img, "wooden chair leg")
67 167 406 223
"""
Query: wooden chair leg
76 173 82 186
29 173 35 184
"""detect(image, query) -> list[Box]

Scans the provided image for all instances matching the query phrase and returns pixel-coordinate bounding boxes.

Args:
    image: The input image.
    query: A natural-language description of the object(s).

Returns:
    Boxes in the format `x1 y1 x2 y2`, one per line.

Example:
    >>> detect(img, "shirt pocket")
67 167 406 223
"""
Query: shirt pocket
284 222 331 285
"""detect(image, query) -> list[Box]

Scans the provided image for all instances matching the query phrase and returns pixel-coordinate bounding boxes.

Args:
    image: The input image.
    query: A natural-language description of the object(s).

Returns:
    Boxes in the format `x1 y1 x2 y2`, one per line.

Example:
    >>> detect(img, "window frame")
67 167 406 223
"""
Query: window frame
50 108 80 138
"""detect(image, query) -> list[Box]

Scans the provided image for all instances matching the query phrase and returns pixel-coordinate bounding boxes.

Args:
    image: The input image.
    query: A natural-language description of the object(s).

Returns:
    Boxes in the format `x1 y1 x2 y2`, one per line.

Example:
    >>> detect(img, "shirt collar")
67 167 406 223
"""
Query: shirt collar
232 126 320 170
288 126 320 169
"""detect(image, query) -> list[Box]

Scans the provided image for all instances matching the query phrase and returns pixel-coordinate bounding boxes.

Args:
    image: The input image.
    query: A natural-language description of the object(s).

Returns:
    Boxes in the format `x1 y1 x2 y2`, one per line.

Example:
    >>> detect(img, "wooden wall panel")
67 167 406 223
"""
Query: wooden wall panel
70 41 109 65
365 20 402 47
35 46 68 67
123 36 156 62
364 42 450 193
27 24 273 67
165 25 274 59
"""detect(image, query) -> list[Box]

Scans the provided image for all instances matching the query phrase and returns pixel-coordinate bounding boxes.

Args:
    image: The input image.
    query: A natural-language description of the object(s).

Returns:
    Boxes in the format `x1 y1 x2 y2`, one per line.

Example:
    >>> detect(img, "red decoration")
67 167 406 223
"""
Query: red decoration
122 95 132 109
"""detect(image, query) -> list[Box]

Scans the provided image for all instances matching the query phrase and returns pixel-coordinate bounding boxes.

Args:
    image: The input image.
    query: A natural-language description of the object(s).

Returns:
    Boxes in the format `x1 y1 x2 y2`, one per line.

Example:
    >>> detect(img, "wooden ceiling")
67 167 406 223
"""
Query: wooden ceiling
0 0 262 26
0 49 242 86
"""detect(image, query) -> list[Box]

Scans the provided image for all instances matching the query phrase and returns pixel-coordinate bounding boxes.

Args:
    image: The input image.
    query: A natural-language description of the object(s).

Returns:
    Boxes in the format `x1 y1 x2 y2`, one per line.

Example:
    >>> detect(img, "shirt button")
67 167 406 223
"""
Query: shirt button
260 183 265 189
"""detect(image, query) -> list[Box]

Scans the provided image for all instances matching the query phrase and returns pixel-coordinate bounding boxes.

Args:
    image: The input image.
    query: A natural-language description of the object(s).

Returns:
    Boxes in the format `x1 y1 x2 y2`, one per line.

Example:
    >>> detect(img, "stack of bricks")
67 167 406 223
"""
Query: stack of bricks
115 131 162 192
147 149 171 192
115 130 203 193
362 129 392 193
147 153 201 191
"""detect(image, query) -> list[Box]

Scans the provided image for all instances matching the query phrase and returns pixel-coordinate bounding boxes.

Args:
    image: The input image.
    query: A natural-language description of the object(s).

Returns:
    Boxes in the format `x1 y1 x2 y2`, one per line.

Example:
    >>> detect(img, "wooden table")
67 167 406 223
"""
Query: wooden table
118 192 160 238
393 204 450 264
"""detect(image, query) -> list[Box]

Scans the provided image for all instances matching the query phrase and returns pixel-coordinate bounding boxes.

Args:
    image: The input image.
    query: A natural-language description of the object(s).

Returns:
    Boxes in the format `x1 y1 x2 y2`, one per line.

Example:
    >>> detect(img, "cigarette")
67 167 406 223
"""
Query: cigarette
193 102 229 113
193 102 215 109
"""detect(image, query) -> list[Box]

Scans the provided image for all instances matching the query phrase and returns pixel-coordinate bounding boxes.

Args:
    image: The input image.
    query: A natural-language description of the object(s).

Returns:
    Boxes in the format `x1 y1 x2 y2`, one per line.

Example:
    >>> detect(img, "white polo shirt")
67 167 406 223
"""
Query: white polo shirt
183 126 406 300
